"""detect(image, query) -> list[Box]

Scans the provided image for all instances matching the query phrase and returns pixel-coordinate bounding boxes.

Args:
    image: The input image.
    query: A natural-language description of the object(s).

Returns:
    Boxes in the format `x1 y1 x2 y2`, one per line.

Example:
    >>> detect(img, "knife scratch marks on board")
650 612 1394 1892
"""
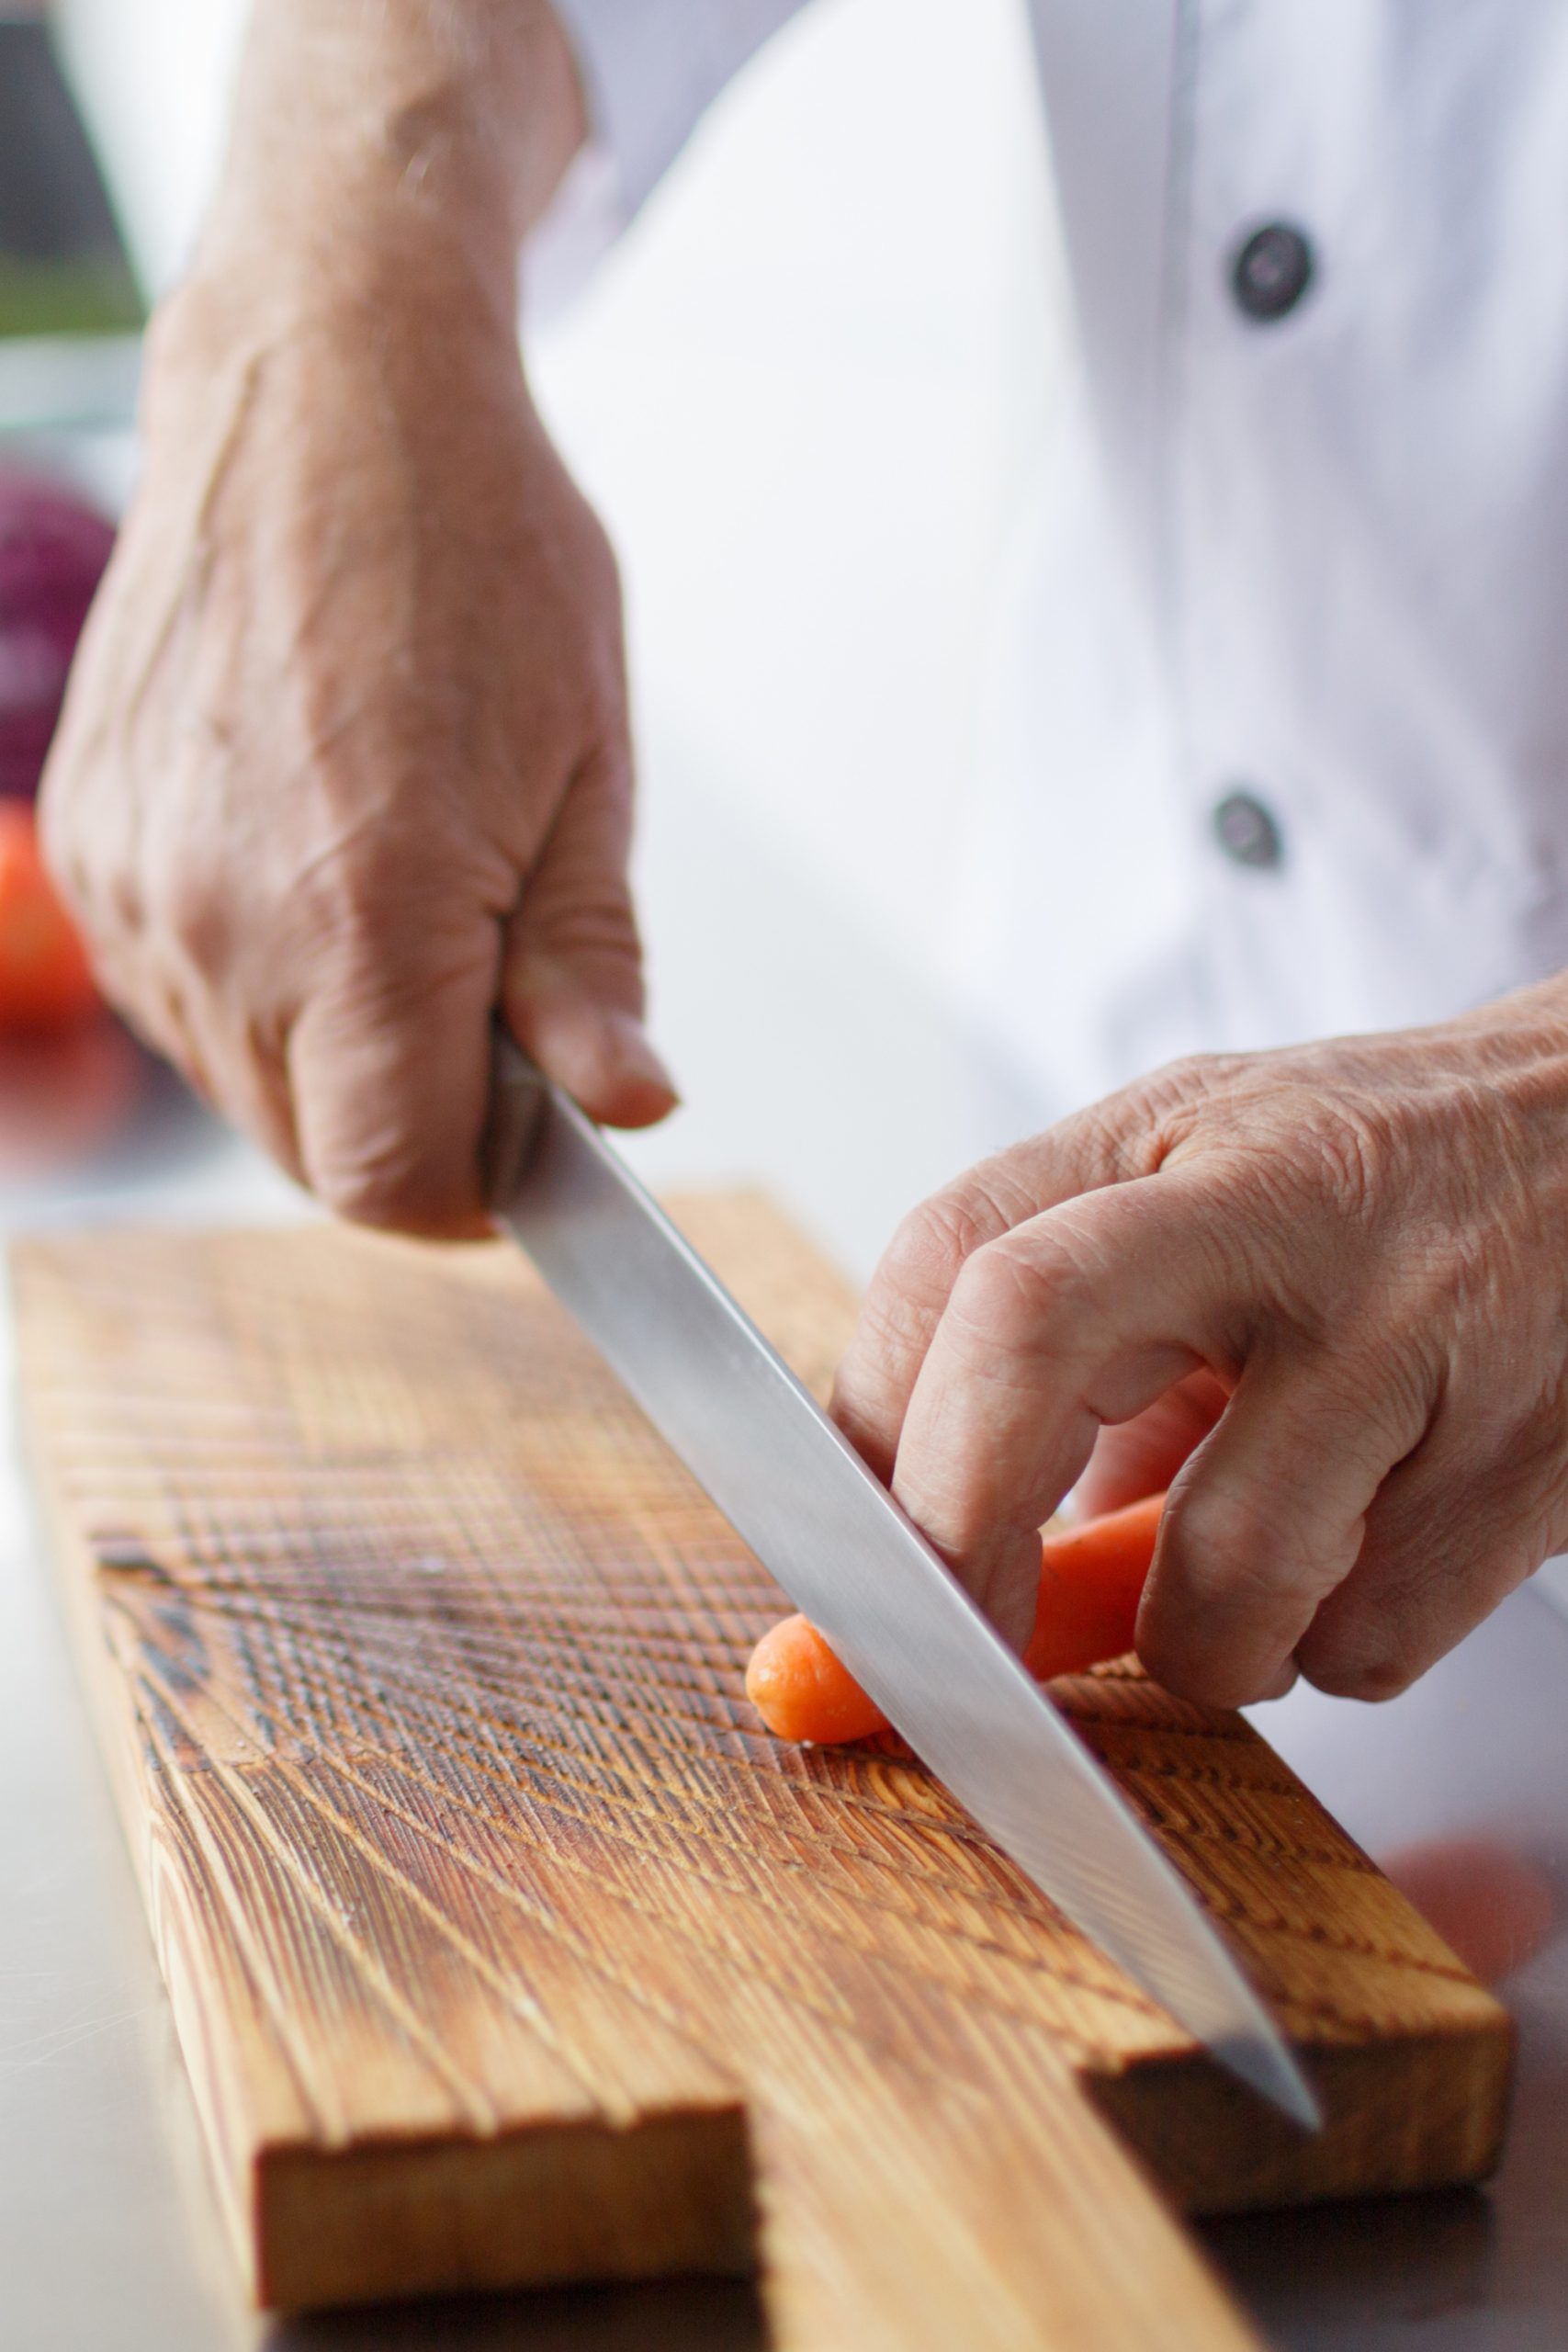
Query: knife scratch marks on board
15 1208 1515 2336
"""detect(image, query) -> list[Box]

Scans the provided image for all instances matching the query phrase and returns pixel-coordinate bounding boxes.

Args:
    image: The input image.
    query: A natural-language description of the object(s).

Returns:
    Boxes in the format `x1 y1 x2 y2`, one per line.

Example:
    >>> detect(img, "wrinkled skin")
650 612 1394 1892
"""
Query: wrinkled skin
40 270 673 1238
832 993 1568 1708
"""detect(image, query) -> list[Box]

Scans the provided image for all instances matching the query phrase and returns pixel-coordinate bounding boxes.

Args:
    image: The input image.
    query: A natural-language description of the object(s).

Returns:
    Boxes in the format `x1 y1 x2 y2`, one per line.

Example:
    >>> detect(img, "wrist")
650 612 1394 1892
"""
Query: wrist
141 240 544 492
190 0 584 332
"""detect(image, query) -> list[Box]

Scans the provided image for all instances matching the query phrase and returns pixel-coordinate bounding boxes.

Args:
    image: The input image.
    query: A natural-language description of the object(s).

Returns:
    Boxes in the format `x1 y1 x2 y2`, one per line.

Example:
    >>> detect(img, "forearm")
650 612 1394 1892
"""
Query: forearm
195 0 586 326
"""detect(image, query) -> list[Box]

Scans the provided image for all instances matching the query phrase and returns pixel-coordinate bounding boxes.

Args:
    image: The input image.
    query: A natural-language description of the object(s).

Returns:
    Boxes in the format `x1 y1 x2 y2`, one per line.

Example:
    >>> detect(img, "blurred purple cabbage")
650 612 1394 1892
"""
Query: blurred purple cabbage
0 469 116 801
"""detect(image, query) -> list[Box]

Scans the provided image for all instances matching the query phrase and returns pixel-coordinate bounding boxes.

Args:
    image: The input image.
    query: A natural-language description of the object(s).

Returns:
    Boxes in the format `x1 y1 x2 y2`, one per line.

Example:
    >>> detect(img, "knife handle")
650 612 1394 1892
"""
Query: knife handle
480 1026 550 1212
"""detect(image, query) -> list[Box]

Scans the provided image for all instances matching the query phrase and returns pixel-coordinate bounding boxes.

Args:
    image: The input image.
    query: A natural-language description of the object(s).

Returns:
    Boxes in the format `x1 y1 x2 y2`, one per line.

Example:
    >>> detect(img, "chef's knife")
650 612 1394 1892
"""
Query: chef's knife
484 1036 1321 2132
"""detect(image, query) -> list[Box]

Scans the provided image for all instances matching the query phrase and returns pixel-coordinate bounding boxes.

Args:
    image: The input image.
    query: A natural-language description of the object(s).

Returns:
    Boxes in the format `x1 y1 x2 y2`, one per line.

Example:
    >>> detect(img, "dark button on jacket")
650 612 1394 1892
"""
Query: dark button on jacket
1232 223 1314 322
1213 789 1285 869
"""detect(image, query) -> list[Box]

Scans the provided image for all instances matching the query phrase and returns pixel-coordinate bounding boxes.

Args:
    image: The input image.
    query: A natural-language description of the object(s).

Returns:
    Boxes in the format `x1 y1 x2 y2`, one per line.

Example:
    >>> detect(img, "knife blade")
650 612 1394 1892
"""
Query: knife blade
484 1037 1321 2132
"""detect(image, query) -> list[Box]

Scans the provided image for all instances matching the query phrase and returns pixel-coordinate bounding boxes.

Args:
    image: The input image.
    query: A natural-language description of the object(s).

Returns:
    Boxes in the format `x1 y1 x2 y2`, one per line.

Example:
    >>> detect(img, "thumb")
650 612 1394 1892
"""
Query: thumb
502 750 677 1128
288 947 499 1238
1135 1348 1419 1709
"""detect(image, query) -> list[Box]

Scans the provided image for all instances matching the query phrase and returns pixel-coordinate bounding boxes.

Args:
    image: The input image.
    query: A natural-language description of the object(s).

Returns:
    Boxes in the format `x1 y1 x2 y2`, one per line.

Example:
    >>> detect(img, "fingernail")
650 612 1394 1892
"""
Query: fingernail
580 1003 680 1123
605 1010 679 1103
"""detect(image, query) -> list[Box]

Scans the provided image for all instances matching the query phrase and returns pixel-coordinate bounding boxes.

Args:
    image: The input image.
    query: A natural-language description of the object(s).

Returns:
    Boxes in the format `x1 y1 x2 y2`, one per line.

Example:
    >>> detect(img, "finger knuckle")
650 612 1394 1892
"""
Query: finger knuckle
881 1187 997 1305
1164 1485 1276 1589
1122 1053 1234 1157
1163 1482 1337 1615
1300 1096 1391 1223
310 839 410 952
840 1276 928 1382
1262 1079 1392 1220
949 1229 1091 1363
152 854 232 972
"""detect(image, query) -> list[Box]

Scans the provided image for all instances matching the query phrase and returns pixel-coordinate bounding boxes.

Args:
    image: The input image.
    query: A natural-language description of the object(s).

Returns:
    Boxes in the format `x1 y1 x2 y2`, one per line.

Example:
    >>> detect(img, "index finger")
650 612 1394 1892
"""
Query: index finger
830 1102 1154 1481
885 1171 1235 1644
889 1170 1422 1701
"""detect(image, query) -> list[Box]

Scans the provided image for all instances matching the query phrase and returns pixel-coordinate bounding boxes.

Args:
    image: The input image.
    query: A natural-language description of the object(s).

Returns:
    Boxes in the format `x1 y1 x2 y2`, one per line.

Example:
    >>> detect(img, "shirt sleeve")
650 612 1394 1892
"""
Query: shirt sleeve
548 0 812 219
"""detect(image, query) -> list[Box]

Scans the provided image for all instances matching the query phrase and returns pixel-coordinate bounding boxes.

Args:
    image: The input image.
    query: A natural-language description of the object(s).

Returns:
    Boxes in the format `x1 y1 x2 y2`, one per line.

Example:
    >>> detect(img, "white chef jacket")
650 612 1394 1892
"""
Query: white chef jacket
547 0 1568 1109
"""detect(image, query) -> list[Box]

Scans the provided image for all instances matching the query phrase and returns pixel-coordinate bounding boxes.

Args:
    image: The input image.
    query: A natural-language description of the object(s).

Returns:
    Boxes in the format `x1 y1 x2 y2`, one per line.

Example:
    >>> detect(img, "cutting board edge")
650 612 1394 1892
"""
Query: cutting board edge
254 2103 758 2315
1087 2007 1515 2215
7 1216 1523 2346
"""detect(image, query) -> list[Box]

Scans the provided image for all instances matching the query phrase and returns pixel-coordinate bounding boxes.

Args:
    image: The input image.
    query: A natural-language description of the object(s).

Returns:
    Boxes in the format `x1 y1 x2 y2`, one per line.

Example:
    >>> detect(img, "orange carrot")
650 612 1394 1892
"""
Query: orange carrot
1023 1490 1164 1681
743 1611 886 1746
744 1491 1167 1745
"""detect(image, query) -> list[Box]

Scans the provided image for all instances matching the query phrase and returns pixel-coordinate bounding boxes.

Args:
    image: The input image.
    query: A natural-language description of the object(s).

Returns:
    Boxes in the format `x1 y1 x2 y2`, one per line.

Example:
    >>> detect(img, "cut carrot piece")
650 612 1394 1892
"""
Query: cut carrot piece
743 1611 886 1746
745 1491 1167 1746
1024 1491 1164 1681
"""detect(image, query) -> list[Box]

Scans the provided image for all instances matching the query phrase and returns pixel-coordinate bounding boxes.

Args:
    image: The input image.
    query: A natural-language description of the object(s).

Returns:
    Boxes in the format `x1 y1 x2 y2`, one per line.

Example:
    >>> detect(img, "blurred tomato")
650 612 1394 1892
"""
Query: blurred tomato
0 1017 141 1178
0 801 96 1032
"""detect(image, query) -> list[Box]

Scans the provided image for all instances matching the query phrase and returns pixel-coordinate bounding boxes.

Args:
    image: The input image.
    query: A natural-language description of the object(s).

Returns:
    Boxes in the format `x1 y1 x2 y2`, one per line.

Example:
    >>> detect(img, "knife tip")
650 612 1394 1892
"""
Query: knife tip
1215 2033 1324 2133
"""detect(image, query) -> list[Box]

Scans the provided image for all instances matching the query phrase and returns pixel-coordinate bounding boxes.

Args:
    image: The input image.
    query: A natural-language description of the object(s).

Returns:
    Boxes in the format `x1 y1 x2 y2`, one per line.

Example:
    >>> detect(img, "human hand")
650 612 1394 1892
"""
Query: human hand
39 0 672 1237
831 987 1568 1706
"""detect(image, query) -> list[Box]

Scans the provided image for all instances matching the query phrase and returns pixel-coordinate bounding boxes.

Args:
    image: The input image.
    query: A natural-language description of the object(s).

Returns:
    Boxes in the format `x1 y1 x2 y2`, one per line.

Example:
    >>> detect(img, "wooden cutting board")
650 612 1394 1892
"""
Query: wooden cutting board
15 1199 1511 2349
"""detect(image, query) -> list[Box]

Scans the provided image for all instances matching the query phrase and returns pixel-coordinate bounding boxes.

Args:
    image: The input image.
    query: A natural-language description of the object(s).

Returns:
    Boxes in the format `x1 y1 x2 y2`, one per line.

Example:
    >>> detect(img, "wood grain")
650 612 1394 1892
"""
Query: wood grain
15 1198 1513 2346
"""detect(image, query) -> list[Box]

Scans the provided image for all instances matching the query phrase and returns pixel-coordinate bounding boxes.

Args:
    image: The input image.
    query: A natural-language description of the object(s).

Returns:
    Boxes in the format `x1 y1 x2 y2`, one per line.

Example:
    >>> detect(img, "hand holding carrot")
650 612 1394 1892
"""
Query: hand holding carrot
829 995 1568 1713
